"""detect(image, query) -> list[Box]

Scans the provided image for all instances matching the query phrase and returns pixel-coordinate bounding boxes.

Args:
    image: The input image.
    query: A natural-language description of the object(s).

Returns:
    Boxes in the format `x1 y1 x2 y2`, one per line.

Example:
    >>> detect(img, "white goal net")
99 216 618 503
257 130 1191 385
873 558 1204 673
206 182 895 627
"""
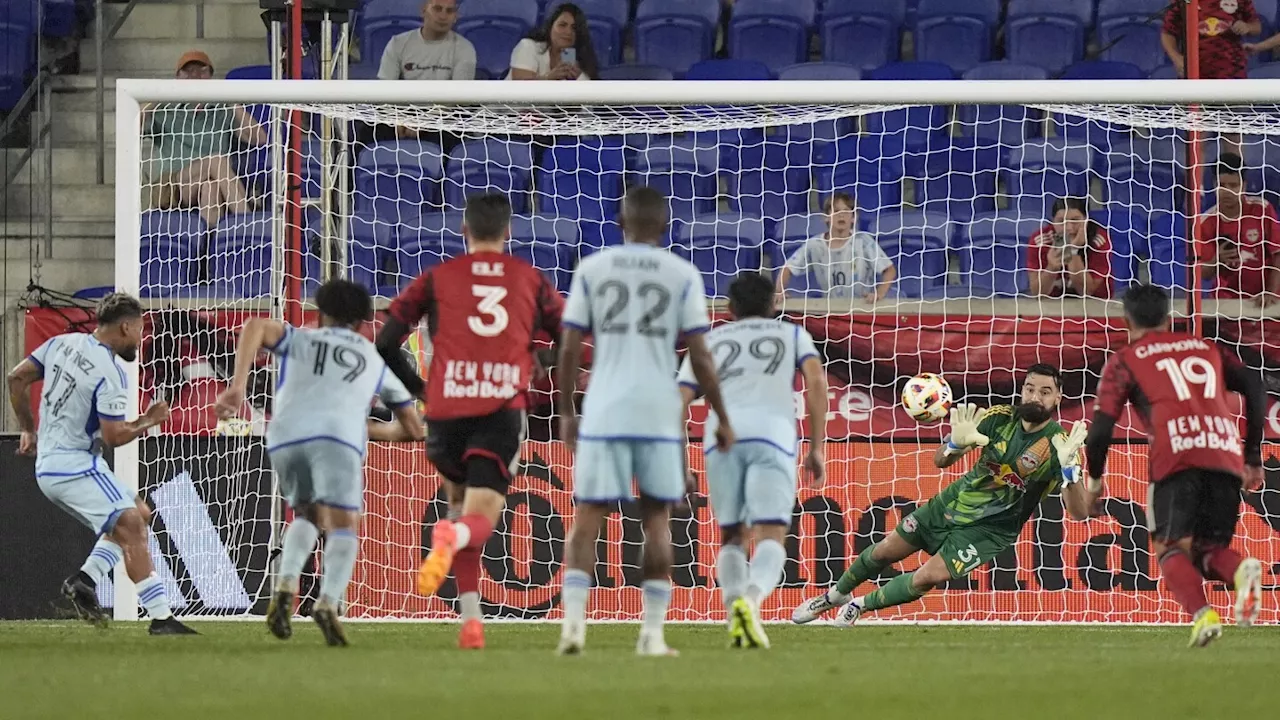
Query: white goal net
101 79 1280 623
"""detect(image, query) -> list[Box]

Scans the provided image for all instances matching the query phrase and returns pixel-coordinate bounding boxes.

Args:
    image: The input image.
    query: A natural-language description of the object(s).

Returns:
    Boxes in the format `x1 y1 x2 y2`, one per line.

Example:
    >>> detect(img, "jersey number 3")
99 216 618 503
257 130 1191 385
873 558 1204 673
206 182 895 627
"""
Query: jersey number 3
468 285 509 337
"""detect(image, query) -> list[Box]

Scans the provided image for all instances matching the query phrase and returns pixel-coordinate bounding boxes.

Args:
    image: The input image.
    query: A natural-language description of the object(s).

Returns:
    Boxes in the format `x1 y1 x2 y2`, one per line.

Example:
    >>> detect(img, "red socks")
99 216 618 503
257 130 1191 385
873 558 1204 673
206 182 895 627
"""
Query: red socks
1199 545 1245 587
454 547 482 595
1158 548 1210 617
459 515 494 551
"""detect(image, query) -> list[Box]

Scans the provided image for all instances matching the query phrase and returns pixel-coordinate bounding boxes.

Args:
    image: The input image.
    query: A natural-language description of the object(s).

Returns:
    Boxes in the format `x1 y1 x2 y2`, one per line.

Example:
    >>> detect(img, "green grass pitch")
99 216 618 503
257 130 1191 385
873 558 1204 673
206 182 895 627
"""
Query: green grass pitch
3 621 1279 719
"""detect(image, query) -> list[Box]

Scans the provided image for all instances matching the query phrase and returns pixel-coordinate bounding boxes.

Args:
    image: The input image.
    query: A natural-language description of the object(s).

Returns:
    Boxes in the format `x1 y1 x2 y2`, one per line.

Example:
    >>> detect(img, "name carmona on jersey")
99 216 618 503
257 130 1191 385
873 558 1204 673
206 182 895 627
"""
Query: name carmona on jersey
441 359 522 399
1134 338 1211 359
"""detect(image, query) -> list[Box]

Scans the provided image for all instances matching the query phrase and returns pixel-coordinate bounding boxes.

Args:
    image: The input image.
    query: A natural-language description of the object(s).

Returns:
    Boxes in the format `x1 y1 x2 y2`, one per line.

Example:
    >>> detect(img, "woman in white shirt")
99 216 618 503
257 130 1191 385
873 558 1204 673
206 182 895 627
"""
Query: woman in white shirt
507 3 598 81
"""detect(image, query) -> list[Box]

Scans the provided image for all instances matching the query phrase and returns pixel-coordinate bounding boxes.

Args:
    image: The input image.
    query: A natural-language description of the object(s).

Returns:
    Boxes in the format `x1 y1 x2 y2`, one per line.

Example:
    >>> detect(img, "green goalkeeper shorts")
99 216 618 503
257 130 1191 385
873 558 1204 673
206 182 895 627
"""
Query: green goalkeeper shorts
894 497 1014 579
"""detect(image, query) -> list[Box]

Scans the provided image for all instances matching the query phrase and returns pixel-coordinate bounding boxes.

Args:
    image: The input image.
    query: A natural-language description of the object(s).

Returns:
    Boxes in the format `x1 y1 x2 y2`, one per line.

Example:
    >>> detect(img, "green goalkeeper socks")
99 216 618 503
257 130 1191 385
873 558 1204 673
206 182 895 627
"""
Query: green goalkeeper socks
834 543 891 596
860 572 927 612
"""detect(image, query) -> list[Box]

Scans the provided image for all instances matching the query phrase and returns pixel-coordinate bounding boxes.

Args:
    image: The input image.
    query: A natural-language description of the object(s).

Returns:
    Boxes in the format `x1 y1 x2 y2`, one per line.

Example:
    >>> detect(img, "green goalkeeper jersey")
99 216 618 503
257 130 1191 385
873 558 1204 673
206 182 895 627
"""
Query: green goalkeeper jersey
934 405 1067 539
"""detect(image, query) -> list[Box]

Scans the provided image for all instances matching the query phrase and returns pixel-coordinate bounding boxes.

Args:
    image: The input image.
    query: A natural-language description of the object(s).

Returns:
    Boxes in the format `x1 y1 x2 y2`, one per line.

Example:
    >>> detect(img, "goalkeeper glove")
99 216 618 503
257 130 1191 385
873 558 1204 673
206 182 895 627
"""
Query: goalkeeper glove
944 403 989 455
1053 421 1096 490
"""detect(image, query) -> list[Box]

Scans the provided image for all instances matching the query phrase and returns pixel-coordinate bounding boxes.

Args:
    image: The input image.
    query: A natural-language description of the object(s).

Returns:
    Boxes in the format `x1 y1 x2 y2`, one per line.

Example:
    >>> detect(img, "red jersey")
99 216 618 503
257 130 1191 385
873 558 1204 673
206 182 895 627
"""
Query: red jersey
1026 224 1113 299
388 251 564 421
1094 331 1248 483
1196 195 1280 298
1164 0 1258 80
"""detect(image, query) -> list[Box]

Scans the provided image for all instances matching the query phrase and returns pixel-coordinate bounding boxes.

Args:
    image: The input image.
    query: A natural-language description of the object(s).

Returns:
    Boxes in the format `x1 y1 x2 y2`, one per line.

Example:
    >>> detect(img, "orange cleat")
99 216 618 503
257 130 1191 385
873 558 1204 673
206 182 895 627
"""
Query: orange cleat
458 618 485 650
417 520 458 597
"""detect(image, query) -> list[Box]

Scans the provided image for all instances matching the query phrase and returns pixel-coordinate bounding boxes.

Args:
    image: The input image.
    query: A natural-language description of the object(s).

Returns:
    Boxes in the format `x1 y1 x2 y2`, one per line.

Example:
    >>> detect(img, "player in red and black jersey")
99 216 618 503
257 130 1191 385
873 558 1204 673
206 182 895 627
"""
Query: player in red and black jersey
1086 284 1266 647
375 193 564 649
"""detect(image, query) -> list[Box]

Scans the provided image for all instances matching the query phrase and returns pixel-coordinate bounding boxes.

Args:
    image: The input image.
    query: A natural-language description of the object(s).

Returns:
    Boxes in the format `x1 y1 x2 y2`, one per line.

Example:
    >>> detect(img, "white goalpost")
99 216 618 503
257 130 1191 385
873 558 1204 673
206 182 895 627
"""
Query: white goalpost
110 78 1280 624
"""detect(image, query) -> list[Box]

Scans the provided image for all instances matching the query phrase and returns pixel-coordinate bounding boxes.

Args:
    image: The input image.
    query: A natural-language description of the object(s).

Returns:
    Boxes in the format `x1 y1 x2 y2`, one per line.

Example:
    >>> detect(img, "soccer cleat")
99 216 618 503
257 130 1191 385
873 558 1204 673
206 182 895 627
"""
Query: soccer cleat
312 602 348 647
266 589 294 640
61 573 108 628
791 589 844 624
834 600 863 627
732 597 770 649
635 631 679 657
416 520 458 597
148 617 198 635
1233 557 1263 628
727 605 745 648
1189 608 1223 648
556 622 586 656
458 619 485 650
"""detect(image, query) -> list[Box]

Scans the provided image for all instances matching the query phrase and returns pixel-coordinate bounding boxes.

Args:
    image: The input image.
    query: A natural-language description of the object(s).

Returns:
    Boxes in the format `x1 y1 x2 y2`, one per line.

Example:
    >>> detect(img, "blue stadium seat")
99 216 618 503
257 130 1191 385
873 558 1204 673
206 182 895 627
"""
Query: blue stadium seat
632 138 719 224
42 0 79 37
348 213 393 295
679 214 767 298
869 211 950 298
1097 0 1171 24
598 64 675 80
1007 0 1092 26
912 140 1000 221
914 17 991 74
819 0 907 26
1053 61 1146 154
916 0 1000 25
225 65 273 80
1147 211 1189 294
1250 62 1280 78
360 1 422 76
684 59 773 80
210 212 309 297
355 140 445 221
1003 140 1093 218
456 0 538 79
865 62 954 152
1104 137 1182 213
820 2 902 70
769 214 829 266
1149 65 1180 79
1060 60 1145 80
779 62 862 80
0 24 32 112
1258 0 1279 36
1006 16 1084 76
443 139 535 212
814 135 906 217
958 63 1048 146
1098 18 1168 76
509 216 578 292
575 0 631 67
635 0 720 77
1091 206 1146 293
395 212 467 281
536 143 625 251
728 0 816 75
957 212 1039 297
140 211 206 296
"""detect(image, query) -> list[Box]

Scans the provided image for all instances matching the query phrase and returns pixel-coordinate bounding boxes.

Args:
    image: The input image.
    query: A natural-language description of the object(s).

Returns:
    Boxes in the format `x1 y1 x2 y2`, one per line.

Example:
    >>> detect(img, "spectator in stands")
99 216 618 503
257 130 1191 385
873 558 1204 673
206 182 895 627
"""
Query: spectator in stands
1027 198 1113 299
1162 0 1261 79
142 52 267 227
377 0 476 81
1198 152 1280 303
775 192 896 302
507 3 598 80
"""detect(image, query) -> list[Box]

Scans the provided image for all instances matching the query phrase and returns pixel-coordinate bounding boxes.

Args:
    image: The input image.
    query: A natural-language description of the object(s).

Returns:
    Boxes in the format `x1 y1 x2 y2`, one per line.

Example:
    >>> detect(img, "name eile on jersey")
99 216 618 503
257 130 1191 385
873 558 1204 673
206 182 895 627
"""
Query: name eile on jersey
1137 338 1244 458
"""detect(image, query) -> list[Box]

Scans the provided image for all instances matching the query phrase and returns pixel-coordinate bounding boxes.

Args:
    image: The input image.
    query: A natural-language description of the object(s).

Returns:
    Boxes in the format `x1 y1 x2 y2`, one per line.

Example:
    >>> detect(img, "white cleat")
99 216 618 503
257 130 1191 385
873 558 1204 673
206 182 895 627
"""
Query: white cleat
636 631 679 657
556 622 586 656
1234 557 1264 628
834 600 863 627
791 589 845 624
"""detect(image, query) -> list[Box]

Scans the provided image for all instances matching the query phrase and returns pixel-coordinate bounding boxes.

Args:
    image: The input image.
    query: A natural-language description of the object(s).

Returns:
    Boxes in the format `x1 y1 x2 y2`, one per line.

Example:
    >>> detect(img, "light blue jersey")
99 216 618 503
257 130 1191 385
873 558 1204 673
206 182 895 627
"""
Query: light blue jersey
563 244 710 442
267 325 414 456
29 333 129 476
677 318 819 455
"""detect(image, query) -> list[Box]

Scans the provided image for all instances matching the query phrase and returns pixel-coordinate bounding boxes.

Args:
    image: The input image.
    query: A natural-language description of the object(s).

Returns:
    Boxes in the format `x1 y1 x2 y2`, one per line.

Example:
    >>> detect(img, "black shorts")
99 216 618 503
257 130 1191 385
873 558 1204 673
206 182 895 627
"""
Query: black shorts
1148 469 1243 545
425 409 526 492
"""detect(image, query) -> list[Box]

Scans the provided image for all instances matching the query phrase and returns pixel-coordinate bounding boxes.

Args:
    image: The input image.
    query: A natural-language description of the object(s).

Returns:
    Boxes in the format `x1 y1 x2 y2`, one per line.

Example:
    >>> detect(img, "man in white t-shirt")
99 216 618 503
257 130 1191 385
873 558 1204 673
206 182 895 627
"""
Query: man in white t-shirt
775 192 896 303
377 0 477 81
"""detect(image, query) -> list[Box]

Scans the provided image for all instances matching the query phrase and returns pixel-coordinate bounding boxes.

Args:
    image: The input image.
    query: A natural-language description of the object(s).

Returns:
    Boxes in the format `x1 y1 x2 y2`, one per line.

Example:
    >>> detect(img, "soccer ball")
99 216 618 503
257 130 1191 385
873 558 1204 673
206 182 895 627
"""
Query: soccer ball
901 373 953 424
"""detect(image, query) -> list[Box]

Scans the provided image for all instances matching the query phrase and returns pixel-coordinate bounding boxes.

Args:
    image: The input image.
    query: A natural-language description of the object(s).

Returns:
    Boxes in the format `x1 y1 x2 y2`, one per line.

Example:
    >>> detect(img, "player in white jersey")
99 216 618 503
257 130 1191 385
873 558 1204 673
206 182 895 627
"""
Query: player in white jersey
215 280 424 646
678 272 828 649
555 186 736 656
7 293 196 634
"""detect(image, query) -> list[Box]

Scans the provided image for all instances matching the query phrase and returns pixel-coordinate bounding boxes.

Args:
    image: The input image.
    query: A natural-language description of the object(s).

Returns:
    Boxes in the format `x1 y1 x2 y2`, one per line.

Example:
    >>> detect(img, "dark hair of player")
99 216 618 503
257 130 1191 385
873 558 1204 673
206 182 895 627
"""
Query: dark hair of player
315 279 373 327
96 292 143 325
620 186 668 244
824 191 854 214
1025 363 1062 390
463 193 512 242
727 272 776 319
527 3 600 79
1121 283 1171 330
1050 196 1088 217
1218 151 1244 178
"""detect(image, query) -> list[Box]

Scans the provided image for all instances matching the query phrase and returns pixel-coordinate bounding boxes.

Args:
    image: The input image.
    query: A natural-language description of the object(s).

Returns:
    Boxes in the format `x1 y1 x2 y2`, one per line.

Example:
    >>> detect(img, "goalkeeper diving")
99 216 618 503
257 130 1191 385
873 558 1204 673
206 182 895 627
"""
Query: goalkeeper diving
793 364 1101 625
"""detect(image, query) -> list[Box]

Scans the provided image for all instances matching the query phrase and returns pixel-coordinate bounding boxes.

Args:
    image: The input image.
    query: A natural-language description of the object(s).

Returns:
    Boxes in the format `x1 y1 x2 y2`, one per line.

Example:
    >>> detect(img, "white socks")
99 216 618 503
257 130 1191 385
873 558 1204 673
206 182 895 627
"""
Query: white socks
136 573 171 620
80 538 123 585
641 579 672 637
716 544 748 610
746 539 786 604
318 528 358 608
277 519 320 593
459 592 482 622
561 568 591 627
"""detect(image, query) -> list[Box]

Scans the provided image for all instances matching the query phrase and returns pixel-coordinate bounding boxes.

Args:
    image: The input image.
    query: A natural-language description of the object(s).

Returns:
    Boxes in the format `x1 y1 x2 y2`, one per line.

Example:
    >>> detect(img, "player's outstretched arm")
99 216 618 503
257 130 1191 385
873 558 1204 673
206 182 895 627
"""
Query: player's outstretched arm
1223 353 1267 490
934 403 988 468
800 356 828 488
556 326 586 452
6 358 41 455
368 403 427 442
685 332 734 450
214 318 286 419
100 402 171 448
1056 421 1100 521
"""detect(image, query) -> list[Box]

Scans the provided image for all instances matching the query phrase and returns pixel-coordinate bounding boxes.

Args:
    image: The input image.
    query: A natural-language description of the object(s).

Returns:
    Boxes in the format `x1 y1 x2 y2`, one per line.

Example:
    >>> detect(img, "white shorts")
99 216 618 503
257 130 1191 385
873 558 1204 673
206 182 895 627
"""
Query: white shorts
268 439 365 512
574 438 685 503
705 440 797 527
37 466 137 535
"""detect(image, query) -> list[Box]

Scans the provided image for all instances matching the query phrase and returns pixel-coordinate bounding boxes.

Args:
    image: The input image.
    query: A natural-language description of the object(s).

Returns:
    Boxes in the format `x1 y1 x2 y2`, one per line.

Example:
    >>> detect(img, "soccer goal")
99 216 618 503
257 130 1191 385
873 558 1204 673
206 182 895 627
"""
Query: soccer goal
108 77 1280 624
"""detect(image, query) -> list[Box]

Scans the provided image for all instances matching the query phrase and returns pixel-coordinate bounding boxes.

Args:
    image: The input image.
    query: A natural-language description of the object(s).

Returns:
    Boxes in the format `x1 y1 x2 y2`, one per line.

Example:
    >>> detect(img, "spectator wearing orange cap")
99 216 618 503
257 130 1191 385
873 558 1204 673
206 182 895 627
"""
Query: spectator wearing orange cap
142 51 267 227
